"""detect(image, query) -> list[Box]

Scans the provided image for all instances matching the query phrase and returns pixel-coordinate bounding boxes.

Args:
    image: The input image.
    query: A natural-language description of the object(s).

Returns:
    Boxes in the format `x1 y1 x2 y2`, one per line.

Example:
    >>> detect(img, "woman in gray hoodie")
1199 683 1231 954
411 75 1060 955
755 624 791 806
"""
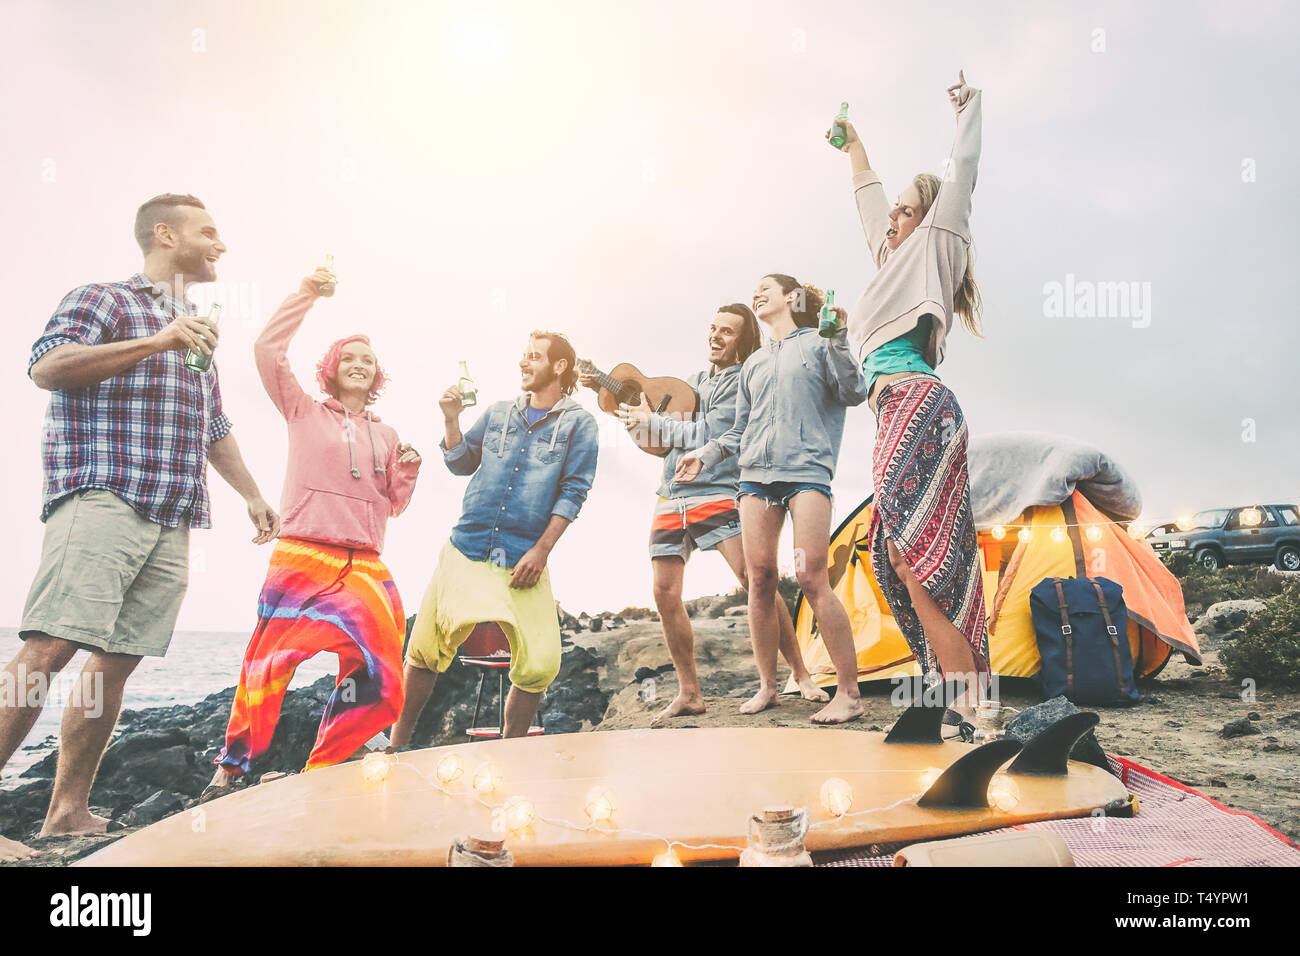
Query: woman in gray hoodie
675 274 868 724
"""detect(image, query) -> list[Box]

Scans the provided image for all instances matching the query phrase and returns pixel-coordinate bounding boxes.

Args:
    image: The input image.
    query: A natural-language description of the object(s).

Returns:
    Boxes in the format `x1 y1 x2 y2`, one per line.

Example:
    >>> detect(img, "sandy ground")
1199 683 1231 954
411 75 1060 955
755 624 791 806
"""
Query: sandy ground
595 621 1300 842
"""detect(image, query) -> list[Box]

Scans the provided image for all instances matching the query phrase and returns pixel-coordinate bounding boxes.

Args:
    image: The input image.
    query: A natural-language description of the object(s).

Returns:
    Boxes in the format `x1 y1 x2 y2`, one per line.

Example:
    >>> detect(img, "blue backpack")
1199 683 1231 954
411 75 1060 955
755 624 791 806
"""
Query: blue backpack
1029 576 1140 706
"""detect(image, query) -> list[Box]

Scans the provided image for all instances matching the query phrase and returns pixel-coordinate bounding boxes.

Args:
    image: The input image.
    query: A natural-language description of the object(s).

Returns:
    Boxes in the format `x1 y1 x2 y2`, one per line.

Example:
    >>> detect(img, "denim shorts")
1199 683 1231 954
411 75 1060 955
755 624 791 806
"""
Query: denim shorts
737 480 832 509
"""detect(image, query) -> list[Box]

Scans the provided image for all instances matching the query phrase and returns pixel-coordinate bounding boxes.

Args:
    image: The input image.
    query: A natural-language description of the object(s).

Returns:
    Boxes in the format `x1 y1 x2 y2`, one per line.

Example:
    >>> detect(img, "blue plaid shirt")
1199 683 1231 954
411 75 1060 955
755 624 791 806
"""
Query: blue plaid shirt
28 273 233 528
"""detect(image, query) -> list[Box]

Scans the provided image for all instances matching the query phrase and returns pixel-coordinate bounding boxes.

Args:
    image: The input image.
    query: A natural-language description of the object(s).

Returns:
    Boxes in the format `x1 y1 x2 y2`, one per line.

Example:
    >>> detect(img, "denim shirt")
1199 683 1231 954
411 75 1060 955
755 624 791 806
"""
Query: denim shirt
654 364 742 500
697 326 867 485
442 393 600 567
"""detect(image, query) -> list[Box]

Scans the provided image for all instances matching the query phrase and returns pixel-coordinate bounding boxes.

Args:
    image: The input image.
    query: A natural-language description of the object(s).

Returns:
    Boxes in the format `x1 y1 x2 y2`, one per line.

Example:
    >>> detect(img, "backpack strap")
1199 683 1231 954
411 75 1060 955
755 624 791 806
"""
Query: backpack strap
1052 578 1073 698
1088 578 1127 695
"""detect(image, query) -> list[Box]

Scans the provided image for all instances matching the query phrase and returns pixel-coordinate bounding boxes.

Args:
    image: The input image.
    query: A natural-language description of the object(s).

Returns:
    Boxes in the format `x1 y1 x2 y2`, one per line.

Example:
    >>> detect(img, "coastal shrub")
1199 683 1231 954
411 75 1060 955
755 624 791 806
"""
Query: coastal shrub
1172 565 1288 609
1220 582 1300 686
1160 550 1196 575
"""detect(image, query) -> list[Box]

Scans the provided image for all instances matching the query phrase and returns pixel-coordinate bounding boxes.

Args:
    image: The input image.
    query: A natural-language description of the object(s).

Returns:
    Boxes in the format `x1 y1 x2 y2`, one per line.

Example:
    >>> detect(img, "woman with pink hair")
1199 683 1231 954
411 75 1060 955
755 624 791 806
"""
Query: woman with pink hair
203 265 420 799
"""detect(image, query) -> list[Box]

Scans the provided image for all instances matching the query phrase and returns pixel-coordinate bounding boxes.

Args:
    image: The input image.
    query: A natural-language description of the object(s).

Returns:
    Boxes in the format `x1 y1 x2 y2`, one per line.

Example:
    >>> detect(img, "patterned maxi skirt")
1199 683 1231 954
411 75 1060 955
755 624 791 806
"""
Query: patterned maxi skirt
868 375 989 677
217 537 406 775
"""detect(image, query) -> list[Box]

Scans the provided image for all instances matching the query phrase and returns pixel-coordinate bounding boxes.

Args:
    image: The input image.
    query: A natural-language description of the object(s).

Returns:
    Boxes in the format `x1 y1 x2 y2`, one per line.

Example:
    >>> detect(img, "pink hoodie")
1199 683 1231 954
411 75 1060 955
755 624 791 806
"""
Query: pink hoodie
254 281 420 553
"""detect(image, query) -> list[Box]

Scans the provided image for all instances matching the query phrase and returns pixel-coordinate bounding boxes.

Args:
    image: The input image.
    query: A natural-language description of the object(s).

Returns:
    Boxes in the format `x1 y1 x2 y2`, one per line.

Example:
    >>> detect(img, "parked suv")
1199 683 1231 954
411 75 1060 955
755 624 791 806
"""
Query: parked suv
1148 504 1300 571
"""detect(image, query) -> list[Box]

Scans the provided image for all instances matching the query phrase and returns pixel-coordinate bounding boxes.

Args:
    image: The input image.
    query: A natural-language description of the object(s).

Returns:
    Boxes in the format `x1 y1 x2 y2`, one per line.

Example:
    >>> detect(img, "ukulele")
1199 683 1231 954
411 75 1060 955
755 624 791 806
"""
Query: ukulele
576 359 699 458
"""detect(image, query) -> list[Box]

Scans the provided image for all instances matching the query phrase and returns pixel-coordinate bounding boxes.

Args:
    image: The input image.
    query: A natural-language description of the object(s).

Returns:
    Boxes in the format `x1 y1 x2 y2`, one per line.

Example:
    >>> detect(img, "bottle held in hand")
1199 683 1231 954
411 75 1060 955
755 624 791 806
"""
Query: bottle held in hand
184 303 222 372
318 253 336 297
828 102 849 149
818 289 839 338
458 360 478 408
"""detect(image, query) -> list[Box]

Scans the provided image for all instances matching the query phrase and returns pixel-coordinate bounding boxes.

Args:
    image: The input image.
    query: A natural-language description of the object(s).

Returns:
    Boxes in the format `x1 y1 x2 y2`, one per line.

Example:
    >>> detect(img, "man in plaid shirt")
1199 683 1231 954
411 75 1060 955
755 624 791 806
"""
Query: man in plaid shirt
0 194 278 854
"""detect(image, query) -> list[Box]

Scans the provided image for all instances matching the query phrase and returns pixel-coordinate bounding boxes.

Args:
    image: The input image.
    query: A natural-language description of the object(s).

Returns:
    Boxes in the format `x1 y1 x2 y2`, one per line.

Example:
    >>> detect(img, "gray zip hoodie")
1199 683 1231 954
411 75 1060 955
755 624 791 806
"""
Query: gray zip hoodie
655 364 742 499
693 326 867 484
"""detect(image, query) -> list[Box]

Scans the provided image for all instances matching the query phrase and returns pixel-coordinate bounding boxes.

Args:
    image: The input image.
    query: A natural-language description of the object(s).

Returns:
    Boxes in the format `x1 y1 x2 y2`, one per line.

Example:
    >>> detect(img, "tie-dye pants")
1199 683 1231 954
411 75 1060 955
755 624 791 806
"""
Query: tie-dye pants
216 537 406 775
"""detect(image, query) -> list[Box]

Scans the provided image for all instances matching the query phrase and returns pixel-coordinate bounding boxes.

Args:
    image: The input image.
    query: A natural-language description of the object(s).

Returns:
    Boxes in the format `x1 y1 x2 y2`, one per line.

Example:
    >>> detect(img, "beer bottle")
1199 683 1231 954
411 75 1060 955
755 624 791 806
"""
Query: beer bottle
184 303 222 372
818 289 840 338
458 360 478 408
828 102 849 149
318 254 336 297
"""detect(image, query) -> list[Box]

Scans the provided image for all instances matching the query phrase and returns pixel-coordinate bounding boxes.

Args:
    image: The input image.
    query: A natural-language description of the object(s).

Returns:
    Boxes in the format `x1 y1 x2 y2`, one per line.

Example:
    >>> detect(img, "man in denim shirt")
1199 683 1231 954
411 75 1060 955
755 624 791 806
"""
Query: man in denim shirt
393 332 599 743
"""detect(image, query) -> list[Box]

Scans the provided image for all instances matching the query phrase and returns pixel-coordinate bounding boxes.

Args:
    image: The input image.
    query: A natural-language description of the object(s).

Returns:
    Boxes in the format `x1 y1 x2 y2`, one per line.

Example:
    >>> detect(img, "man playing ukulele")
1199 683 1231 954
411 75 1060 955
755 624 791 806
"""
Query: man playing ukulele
589 306 830 722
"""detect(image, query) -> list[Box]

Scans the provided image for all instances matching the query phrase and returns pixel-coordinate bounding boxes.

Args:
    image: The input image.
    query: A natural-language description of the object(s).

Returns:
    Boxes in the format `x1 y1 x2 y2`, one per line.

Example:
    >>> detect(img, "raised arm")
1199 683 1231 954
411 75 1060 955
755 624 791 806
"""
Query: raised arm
836 119 893 270
929 74 982 238
254 271 333 421
441 393 489 477
30 285 219 391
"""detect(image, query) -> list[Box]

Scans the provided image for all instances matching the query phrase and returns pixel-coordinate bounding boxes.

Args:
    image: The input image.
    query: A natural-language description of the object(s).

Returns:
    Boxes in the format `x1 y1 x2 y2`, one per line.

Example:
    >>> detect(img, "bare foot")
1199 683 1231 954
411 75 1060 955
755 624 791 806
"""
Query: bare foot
739 687 780 715
811 695 865 725
39 808 110 838
651 694 707 726
795 676 831 704
0 834 37 862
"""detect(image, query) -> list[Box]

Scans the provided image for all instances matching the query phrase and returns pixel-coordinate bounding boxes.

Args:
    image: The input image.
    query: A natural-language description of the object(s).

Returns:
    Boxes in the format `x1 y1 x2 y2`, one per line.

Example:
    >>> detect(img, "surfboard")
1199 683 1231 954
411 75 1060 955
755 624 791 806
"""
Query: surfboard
79 721 1130 866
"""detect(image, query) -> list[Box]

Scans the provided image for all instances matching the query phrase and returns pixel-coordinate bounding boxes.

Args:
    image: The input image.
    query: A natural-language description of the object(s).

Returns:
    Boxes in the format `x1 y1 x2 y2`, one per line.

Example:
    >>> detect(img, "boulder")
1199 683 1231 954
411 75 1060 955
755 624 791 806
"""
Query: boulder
1003 696 1112 773
119 790 189 828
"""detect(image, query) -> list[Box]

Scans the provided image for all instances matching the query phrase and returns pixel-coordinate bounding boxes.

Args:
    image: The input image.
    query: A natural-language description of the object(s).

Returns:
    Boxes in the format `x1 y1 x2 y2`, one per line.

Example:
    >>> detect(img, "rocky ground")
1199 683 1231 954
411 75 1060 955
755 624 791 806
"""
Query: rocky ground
3 600 1297 865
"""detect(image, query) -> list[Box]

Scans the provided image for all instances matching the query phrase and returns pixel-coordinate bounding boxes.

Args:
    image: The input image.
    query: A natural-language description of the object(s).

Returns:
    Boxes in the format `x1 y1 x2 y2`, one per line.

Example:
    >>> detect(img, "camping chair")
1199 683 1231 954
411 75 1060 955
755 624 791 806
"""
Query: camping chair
458 623 544 740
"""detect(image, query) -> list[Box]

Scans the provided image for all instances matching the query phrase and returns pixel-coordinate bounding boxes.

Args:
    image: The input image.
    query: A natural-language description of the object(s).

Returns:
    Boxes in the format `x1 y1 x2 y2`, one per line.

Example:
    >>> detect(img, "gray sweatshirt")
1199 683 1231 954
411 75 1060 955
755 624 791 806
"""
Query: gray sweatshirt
847 88 982 369
654 364 742 499
694 326 867 485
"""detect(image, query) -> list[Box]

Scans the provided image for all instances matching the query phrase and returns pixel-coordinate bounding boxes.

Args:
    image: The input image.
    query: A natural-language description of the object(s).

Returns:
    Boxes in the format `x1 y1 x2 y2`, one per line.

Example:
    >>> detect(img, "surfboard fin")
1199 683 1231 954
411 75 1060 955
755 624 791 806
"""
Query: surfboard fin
1006 712 1101 776
884 679 967 745
917 739 1023 809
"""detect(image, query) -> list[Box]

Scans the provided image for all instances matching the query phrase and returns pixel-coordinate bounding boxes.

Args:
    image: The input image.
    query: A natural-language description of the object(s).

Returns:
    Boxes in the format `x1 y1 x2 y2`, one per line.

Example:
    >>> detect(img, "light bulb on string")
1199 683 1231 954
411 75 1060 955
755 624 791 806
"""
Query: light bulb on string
988 774 1020 811
1085 525 1103 542
585 785 618 823
651 847 683 867
503 795 536 832
1127 524 1145 539
819 778 853 817
436 752 464 785
1050 527 1067 543
1017 528 1033 543
473 762 503 795
990 526 1006 541
360 751 392 783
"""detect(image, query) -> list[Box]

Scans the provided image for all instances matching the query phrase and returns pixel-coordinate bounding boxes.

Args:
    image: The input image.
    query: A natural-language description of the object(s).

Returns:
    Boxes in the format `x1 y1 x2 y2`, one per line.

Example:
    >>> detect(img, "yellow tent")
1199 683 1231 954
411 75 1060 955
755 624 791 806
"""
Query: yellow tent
795 490 1201 685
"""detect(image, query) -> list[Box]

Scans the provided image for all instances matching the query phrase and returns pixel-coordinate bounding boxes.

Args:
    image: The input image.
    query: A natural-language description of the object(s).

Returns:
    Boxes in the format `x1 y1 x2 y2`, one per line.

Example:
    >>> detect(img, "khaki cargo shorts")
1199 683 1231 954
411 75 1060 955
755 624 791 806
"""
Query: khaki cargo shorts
20 489 190 658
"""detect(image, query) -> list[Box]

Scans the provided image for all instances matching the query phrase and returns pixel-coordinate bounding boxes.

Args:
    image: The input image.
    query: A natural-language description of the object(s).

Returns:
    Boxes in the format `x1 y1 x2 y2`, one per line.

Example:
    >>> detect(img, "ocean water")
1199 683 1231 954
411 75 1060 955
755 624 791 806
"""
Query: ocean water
0 627 338 787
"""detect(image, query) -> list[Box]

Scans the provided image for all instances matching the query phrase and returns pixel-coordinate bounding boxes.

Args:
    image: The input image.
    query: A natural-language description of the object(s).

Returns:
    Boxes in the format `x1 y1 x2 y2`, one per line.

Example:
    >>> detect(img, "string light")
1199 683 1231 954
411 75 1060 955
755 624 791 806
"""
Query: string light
1175 515 1193 531
819 778 853 817
503 795 536 832
1050 527 1067 543
472 762 503 795
988 774 1021 812
360 752 392 783
436 752 465 785
1085 526 1103 542
651 847 684 867
584 785 618 823
990 526 1007 540
1017 528 1033 543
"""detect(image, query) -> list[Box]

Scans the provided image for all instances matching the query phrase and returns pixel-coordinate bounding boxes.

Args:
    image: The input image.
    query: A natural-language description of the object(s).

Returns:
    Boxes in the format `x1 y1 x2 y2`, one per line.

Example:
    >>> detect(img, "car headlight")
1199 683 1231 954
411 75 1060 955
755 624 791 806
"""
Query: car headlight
1168 539 1188 548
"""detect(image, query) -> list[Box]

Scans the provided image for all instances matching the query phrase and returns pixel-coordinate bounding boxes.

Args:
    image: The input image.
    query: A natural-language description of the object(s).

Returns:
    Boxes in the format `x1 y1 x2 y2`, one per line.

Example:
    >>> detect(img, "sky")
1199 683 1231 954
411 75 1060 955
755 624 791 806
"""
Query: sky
1 0 1297 634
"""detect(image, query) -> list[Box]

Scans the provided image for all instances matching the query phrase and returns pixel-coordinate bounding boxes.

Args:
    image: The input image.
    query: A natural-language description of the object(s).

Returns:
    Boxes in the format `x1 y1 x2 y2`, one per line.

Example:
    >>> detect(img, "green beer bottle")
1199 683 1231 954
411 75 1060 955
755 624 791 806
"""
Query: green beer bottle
458 360 477 408
828 102 849 149
818 289 840 338
184 303 221 372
